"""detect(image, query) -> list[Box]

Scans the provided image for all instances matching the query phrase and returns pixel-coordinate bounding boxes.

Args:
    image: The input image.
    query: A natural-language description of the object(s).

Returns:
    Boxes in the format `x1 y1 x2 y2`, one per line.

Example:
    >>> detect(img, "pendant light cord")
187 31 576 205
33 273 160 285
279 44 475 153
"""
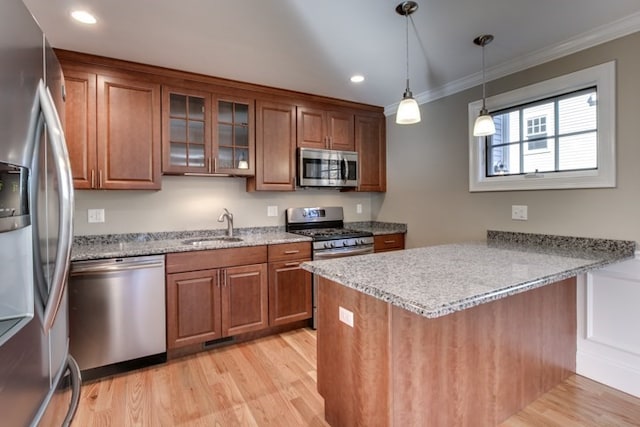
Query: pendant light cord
481 42 487 110
405 11 410 92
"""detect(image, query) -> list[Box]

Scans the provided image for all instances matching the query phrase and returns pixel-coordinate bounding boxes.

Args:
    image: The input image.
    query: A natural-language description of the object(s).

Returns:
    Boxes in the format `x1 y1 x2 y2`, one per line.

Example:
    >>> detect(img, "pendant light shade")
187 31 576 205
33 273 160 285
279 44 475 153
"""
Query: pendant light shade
473 34 495 137
395 1 421 125
397 91 421 124
473 109 496 136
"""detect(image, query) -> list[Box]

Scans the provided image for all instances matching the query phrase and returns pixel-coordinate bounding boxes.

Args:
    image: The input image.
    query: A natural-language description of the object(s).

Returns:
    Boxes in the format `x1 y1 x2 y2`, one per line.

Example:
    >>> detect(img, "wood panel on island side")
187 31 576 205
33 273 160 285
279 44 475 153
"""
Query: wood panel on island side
317 276 577 426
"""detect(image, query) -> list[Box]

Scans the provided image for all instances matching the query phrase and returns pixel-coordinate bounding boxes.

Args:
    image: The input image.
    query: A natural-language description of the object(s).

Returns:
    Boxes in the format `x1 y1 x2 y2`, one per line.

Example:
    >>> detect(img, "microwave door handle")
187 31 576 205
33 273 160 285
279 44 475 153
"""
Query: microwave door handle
341 158 347 183
37 80 74 333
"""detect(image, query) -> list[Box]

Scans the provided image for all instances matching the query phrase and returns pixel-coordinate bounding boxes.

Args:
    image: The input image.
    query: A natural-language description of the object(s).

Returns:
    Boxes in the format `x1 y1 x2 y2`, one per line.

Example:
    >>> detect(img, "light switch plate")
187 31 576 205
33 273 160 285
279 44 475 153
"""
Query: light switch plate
356 203 362 214
339 306 354 327
267 205 278 217
511 205 528 221
88 208 105 223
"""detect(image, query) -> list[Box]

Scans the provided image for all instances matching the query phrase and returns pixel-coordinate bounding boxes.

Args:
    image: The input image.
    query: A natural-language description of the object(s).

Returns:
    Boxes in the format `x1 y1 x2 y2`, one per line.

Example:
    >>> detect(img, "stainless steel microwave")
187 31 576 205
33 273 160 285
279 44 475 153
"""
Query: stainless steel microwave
297 148 358 188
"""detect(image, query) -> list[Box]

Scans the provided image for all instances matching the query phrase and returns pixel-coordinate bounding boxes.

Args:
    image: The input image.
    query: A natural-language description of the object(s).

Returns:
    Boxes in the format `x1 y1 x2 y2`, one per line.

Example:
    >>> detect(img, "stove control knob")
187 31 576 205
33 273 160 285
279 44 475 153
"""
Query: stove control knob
358 239 365 245
324 242 332 249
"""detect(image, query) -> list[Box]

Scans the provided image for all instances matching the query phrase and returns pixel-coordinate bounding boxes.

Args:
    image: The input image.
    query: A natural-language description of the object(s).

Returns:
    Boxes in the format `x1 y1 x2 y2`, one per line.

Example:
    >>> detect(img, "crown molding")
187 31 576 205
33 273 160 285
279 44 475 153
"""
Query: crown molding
384 12 640 117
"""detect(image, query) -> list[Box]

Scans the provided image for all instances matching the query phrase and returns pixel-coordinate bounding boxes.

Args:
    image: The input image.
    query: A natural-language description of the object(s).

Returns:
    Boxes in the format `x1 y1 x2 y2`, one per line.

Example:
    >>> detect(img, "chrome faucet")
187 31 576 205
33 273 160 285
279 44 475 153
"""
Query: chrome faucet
217 208 234 237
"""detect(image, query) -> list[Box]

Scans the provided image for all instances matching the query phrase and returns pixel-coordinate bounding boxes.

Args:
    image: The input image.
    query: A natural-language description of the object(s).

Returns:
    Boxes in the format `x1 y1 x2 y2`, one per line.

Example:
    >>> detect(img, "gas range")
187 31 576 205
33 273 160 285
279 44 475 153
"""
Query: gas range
286 206 375 330
285 207 374 255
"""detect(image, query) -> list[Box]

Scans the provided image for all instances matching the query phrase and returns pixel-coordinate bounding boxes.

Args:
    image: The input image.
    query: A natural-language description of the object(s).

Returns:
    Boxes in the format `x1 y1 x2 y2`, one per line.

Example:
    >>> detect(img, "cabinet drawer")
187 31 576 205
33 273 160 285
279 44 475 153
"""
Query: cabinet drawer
166 246 267 274
268 242 311 262
374 234 405 252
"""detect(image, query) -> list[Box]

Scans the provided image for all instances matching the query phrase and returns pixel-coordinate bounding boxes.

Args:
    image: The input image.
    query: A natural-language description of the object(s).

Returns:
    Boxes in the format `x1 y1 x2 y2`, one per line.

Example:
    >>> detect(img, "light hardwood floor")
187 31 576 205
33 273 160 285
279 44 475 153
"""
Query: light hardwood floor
71 328 640 426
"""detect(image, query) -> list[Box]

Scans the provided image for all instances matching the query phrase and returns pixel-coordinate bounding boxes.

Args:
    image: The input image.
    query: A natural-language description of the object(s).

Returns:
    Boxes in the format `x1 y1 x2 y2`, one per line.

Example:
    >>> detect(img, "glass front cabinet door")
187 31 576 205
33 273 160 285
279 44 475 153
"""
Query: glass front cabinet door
162 87 254 176
214 97 254 175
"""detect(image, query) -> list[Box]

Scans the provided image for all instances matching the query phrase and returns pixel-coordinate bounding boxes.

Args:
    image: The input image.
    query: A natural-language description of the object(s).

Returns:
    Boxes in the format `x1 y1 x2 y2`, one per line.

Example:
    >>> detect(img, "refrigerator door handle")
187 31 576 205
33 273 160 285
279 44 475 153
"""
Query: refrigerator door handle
62 355 82 427
36 79 74 333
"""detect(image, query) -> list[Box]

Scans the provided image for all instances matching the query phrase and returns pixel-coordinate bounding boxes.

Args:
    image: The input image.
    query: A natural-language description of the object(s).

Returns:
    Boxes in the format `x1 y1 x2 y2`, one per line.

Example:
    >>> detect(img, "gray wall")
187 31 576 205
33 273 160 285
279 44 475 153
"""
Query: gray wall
377 31 640 248
74 176 379 235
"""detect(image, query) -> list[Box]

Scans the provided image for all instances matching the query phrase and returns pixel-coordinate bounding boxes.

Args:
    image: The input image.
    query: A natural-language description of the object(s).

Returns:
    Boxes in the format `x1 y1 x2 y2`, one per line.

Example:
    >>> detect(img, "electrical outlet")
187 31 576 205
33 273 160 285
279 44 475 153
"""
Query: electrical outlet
267 205 278 217
511 205 528 221
339 306 354 327
88 208 105 223
356 203 363 214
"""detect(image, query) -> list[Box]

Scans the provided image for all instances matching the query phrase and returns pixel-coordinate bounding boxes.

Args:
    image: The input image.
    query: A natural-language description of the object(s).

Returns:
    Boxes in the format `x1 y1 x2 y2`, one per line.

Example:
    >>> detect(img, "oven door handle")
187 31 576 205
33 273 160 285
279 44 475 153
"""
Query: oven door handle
314 246 374 260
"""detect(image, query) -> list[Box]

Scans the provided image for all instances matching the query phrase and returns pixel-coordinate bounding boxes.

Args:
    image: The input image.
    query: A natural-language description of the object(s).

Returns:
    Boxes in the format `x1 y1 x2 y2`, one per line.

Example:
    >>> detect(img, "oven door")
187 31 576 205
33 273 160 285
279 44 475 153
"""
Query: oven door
311 245 374 329
313 246 374 260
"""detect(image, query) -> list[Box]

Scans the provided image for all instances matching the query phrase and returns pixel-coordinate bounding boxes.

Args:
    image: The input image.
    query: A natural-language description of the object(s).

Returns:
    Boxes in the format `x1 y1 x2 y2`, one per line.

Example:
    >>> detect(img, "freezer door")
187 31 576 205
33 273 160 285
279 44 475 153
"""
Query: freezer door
0 0 43 168
0 316 50 426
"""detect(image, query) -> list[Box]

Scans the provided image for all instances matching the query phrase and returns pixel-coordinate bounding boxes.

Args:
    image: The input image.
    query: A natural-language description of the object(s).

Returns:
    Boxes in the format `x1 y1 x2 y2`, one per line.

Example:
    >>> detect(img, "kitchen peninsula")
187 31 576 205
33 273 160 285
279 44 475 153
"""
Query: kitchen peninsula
302 231 635 426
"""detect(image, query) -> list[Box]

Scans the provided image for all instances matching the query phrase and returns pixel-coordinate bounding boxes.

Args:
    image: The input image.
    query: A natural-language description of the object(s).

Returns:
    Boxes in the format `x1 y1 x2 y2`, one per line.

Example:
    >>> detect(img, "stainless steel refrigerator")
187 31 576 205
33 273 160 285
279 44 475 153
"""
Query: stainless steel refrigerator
0 0 81 425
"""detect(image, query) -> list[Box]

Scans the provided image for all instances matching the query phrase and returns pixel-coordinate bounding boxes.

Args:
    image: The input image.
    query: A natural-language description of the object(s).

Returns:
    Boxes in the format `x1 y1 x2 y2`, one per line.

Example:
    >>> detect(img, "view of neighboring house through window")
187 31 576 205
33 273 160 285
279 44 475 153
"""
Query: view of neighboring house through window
487 87 597 177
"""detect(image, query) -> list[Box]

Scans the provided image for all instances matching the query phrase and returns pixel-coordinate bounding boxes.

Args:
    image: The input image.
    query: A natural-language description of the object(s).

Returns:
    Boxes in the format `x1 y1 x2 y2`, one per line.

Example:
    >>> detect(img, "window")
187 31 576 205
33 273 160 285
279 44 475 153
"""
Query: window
526 116 547 150
469 61 615 192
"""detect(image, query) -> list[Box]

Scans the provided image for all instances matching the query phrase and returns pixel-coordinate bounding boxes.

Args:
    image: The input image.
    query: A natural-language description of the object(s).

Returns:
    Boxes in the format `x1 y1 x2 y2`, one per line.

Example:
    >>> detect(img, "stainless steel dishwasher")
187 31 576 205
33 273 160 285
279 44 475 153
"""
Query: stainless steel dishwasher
69 255 166 373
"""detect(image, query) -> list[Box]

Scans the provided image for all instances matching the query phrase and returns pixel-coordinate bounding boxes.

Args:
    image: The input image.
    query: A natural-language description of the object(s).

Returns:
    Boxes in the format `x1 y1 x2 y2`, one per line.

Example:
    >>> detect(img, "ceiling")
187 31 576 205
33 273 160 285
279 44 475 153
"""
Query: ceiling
23 0 640 113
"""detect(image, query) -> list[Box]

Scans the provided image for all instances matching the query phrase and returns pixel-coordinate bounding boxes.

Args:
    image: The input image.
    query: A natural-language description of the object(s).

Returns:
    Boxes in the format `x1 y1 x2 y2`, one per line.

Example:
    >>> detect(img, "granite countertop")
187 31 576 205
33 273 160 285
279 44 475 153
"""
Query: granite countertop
345 221 407 236
71 228 310 261
301 230 635 319
71 221 406 262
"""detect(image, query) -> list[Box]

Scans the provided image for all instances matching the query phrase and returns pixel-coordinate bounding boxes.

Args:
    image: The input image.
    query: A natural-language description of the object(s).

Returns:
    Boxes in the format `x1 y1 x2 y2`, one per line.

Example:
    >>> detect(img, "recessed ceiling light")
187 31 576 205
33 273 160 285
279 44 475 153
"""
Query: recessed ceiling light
350 75 365 83
71 10 97 24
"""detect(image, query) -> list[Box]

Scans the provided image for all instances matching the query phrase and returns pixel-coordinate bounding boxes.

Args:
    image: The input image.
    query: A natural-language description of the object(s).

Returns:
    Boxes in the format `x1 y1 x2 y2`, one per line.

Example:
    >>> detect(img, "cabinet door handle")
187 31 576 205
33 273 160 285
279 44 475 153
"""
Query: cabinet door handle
216 270 221 288
284 250 300 255
384 240 396 244
222 269 227 287
284 262 300 267
90 169 95 188
98 170 103 188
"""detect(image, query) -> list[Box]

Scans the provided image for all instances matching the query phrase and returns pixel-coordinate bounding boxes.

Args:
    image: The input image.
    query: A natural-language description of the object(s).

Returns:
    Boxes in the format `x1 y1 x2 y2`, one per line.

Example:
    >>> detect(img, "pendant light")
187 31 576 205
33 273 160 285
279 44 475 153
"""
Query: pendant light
473 34 496 136
395 1 421 125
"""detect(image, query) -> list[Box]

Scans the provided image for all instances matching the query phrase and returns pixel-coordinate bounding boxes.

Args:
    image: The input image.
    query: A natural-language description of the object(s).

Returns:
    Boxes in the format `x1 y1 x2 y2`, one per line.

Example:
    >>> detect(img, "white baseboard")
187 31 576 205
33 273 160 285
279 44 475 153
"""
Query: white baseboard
577 350 640 398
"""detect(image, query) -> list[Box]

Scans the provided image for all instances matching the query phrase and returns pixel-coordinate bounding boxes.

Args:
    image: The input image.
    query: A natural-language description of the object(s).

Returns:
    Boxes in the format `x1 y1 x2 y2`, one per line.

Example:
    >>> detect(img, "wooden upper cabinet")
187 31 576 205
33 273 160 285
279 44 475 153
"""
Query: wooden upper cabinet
327 111 355 151
62 64 161 190
248 100 296 191
63 69 96 189
97 75 161 189
297 106 355 151
213 96 255 176
162 87 212 174
356 112 386 192
162 88 255 176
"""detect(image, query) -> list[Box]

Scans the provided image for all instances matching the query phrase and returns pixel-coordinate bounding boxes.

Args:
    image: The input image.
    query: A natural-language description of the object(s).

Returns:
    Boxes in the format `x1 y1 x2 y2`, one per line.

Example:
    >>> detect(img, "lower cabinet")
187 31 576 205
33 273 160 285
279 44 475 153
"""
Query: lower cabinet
166 243 311 351
223 264 268 336
166 247 268 350
374 233 405 252
166 269 222 348
268 242 312 326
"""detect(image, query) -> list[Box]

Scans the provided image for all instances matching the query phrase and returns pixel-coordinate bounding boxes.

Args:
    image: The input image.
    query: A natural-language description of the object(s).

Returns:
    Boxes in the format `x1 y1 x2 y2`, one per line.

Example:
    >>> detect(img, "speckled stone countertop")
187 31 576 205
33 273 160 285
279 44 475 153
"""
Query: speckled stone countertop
71 227 310 261
71 221 407 262
345 221 407 235
302 230 635 319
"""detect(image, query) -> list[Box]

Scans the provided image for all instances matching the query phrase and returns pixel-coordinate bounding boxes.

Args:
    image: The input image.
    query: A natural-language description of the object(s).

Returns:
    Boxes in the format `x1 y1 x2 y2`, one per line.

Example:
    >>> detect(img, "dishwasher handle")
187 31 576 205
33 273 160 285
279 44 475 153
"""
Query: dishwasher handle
71 257 165 275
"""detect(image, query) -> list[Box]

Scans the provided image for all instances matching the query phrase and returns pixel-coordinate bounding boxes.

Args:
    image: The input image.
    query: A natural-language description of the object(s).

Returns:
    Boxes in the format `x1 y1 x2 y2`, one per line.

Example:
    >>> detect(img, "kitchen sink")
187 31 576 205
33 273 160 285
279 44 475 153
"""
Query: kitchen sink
182 236 243 245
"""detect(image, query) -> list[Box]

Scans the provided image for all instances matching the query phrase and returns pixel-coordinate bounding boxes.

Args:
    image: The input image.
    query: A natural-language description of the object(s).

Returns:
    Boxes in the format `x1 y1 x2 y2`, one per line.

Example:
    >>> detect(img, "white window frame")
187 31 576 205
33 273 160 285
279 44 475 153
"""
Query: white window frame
468 61 616 192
